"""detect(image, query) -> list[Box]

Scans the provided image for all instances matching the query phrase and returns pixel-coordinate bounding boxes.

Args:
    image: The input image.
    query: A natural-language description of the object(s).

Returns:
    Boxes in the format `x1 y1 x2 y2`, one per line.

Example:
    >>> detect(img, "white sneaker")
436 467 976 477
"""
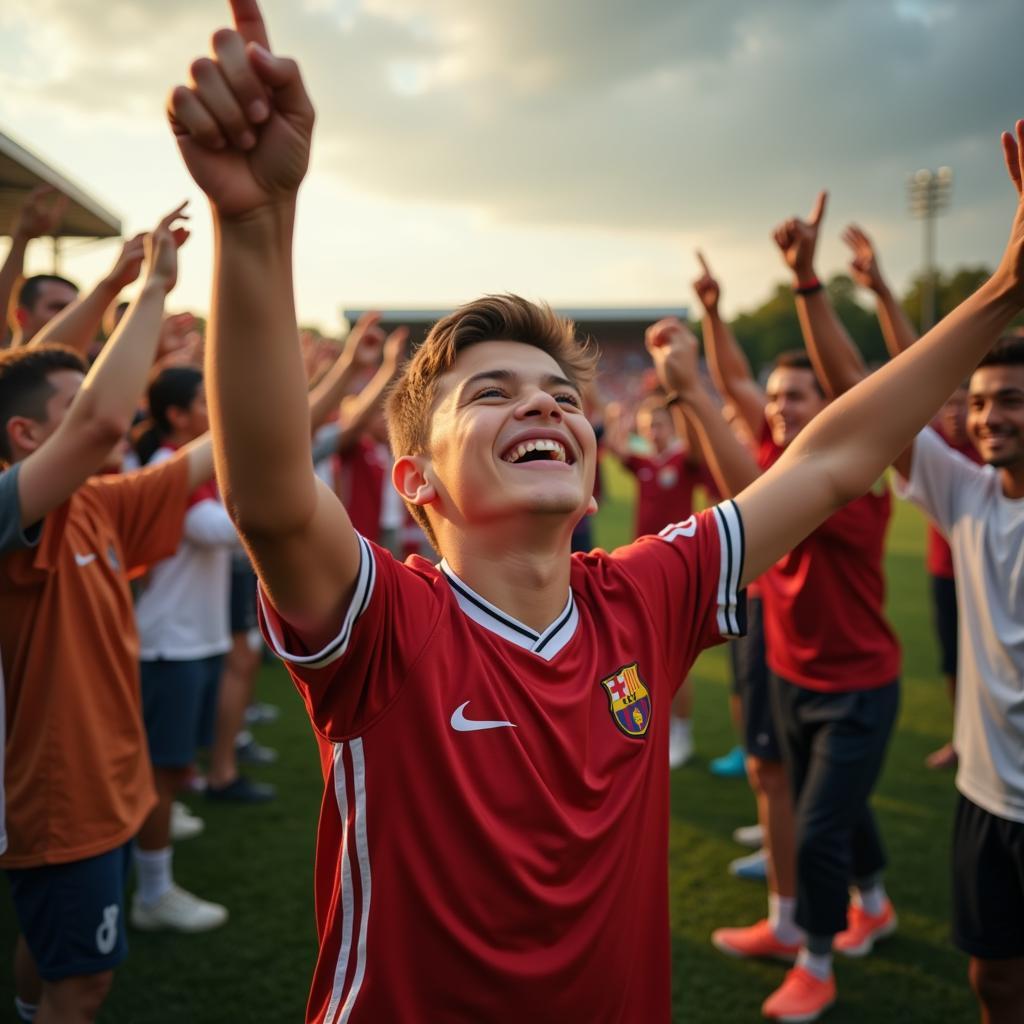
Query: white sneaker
131 884 228 933
668 718 694 769
732 823 764 848
728 847 769 882
170 801 205 842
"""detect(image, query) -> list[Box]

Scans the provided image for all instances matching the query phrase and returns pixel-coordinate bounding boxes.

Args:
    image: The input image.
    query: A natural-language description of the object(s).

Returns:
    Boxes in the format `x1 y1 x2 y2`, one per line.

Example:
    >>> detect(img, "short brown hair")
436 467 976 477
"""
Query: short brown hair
771 350 825 396
0 345 87 463
386 294 598 544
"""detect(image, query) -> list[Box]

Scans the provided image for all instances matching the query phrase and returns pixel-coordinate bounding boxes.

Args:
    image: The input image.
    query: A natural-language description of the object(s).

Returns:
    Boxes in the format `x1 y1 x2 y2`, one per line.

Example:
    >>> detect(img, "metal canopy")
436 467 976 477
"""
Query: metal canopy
0 129 121 240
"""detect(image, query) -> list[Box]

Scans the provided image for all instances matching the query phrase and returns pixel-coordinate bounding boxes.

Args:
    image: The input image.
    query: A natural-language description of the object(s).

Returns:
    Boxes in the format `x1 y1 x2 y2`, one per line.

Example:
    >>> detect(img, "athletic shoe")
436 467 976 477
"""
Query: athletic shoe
170 801 205 841
206 776 277 803
762 966 835 1022
668 718 694 769
244 701 281 726
925 742 957 770
711 919 800 962
729 847 768 881
732 823 765 848
710 744 747 778
131 885 228 933
833 899 897 957
235 732 279 765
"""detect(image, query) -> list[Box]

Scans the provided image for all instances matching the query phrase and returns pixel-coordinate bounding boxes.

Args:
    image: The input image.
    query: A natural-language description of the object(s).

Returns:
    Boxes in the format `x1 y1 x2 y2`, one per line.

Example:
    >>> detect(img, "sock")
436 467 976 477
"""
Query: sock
14 997 37 1022
767 893 802 944
133 845 173 906
853 880 887 916
797 943 833 981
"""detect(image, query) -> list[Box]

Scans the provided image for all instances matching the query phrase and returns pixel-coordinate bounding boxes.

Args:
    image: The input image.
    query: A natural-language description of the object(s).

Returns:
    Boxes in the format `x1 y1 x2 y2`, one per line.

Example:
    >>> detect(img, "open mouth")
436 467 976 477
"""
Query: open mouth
502 438 573 465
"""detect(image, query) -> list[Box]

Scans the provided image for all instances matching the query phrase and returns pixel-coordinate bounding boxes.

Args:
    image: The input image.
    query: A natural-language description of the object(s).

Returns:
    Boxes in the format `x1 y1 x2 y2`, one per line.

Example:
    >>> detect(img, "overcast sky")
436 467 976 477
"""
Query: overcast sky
0 0 1020 331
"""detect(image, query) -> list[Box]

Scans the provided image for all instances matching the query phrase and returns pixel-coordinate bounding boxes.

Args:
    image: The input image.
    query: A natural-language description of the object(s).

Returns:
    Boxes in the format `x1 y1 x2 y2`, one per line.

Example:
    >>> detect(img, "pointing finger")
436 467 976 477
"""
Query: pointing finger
695 250 711 276
228 0 270 49
808 190 828 227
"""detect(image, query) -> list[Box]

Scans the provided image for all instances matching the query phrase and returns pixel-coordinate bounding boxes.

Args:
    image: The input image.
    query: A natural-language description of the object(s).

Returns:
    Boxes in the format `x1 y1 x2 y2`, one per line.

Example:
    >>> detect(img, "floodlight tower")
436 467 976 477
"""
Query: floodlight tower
907 166 953 331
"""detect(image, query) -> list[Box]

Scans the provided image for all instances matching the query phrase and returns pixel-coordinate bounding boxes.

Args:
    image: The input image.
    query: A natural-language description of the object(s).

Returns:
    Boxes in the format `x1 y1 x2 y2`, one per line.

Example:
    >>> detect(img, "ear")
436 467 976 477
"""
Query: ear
6 415 42 457
166 405 189 433
585 495 599 517
392 454 436 507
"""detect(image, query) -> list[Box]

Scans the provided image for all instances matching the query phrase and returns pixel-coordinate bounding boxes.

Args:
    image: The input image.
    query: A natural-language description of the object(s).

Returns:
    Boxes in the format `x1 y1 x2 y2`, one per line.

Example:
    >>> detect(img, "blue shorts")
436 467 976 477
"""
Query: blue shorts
6 842 131 981
141 655 223 767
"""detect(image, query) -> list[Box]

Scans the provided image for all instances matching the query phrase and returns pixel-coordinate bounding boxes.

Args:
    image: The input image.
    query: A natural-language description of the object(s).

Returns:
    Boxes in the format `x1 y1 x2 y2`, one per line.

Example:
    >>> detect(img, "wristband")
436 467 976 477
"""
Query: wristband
794 276 822 296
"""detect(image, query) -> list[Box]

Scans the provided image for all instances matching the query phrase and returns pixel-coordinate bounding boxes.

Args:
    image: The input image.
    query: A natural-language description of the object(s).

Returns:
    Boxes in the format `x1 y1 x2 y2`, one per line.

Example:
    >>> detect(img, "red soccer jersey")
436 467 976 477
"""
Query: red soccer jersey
756 426 900 691
925 431 981 578
258 504 746 1024
623 447 712 538
334 437 388 544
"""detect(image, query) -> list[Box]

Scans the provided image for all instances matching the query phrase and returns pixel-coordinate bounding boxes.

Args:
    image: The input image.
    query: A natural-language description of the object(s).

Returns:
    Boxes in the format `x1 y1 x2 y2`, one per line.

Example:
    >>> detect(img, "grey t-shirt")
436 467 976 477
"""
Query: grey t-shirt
898 427 1024 823
0 462 40 553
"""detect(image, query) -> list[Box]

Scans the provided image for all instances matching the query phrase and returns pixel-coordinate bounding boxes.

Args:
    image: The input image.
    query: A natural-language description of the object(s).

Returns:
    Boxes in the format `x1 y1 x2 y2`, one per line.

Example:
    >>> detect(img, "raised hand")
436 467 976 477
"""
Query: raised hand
12 185 69 240
842 224 887 294
772 190 827 281
381 326 410 376
343 312 386 370
645 317 700 396
994 119 1024 305
144 203 190 294
105 233 148 292
692 250 721 314
167 0 315 219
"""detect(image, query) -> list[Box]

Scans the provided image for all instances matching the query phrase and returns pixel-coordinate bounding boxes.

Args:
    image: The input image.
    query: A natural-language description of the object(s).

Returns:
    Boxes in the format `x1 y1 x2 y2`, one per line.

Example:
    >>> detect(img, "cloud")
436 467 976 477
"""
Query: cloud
3 0 1021 238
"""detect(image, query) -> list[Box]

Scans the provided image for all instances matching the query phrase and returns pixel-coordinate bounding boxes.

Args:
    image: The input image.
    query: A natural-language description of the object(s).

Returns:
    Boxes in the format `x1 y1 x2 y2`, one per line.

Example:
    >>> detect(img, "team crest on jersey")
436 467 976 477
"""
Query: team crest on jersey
600 663 652 738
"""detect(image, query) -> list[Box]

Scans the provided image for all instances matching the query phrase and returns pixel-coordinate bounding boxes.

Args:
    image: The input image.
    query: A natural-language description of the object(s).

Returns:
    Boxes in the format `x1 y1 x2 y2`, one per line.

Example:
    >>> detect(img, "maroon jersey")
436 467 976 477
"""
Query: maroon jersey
622 447 711 538
259 503 746 1023
334 437 388 544
757 426 900 691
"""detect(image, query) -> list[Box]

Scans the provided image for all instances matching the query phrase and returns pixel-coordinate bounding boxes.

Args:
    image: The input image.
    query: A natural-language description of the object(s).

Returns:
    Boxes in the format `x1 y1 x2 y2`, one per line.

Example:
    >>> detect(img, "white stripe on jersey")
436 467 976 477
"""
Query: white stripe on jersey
712 501 745 637
324 743 356 1024
259 534 376 671
339 739 371 1024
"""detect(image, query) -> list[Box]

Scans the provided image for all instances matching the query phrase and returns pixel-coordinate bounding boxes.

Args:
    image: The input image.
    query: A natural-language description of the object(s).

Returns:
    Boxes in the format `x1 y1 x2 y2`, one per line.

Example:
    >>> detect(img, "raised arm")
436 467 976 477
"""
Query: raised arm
336 325 408 443
646 319 760 499
169 0 358 631
1 187 68 347
692 252 766 438
16 205 190 527
842 224 920 357
654 123 1024 588
772 191 868 399
29 234 147 355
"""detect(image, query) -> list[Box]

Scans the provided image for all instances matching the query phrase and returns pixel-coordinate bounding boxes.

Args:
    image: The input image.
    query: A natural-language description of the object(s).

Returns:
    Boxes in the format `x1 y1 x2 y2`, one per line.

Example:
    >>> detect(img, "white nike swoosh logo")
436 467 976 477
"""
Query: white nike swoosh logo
74 553 97 567
450 701 517 732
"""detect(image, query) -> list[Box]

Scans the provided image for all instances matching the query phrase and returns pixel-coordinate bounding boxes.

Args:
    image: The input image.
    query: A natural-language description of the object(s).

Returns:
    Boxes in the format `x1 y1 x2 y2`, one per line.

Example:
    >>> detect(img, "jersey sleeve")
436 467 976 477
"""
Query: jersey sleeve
608 500 746 681
257 536 443 739
895 427 981 535
87 456 190 573
0 465 41 553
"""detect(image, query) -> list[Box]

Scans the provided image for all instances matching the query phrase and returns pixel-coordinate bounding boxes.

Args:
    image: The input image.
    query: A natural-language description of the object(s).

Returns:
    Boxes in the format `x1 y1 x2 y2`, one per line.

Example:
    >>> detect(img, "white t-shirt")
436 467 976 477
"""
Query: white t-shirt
134 447 239 661
898 427 1024 823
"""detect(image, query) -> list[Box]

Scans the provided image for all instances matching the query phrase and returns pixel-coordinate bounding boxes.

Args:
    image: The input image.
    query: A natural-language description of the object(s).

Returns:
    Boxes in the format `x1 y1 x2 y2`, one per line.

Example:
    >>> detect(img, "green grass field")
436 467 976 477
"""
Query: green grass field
1 459 978 1022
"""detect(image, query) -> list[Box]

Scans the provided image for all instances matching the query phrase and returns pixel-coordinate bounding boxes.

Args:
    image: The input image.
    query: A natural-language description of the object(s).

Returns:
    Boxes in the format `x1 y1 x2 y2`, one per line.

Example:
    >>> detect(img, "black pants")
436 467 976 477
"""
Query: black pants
770 675 900 937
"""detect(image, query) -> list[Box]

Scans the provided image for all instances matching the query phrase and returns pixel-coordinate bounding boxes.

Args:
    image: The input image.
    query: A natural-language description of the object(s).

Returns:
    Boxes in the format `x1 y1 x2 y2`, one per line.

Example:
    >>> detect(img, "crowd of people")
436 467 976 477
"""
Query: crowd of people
1 2 1023 1022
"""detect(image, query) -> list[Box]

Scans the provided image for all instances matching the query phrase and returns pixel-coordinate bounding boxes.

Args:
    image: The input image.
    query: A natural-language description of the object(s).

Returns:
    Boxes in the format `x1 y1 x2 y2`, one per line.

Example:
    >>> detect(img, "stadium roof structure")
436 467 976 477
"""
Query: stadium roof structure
344 306 688 328
0 129 122 240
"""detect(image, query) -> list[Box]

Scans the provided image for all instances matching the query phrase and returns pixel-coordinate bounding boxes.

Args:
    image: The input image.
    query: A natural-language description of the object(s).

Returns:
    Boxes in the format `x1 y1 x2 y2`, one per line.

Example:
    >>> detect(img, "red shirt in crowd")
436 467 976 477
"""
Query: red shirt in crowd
756 425 900 692
623 446 714 538
925 428 981 579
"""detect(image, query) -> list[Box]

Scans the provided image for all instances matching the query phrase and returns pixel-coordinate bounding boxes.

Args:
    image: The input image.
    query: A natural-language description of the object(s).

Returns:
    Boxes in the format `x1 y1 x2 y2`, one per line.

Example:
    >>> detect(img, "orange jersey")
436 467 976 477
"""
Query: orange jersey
0 457 190 867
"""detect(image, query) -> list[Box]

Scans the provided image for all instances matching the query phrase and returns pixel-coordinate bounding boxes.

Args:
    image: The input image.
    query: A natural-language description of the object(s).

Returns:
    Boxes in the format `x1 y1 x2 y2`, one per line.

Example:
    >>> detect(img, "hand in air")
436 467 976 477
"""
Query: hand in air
105 233 148 292
692 251 721 314
772 190 827 280
13 185 69 240
144 202 191 295
995 119 1024 306
344 312 386 370
167 0 315 219
381 326 410 377
841 224 886 294
645 317 700 397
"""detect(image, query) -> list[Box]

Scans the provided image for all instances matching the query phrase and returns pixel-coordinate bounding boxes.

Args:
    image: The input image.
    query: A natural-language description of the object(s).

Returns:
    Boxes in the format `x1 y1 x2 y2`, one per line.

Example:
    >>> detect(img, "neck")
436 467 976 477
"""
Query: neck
439 518 574 632
999 463 1024 500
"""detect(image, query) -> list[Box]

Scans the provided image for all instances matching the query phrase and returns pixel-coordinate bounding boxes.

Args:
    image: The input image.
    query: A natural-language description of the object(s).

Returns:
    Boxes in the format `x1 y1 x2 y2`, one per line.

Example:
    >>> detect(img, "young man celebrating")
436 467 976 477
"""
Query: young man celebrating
168 4 1024 1019
0 206 214 1024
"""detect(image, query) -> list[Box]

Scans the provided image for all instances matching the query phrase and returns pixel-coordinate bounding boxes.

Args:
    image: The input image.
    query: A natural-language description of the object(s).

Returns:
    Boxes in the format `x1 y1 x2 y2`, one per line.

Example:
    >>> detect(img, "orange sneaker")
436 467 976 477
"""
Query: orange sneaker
762 966 836 1022
711 918 801 962
833 899 897 957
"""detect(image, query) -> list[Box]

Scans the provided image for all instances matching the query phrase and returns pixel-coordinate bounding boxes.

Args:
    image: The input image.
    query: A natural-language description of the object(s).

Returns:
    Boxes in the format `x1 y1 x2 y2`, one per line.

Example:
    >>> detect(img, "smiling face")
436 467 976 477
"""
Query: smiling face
967 364 1024 471
764 366 826 448
399 340 597 547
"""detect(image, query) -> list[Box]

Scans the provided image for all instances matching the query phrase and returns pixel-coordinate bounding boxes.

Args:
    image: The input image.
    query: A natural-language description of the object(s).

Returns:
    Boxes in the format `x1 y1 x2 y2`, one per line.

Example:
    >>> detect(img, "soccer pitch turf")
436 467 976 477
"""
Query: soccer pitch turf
0 460 978 1022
